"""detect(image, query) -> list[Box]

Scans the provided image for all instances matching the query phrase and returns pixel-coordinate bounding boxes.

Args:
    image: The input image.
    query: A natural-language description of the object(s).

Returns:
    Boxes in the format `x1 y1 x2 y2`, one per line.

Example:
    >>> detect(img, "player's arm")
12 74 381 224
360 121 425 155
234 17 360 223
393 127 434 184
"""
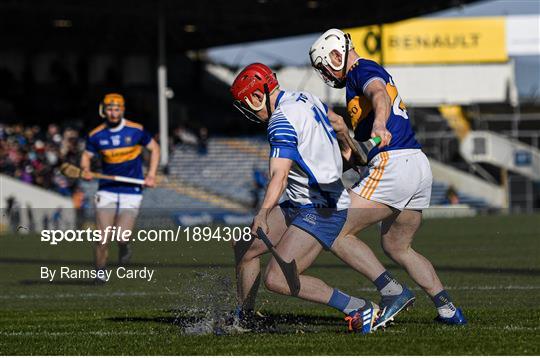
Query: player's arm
328 109 367 168
80 150 94 181
364 80 392 148
327 109 352 161
144 138 160 188
252 157 292 235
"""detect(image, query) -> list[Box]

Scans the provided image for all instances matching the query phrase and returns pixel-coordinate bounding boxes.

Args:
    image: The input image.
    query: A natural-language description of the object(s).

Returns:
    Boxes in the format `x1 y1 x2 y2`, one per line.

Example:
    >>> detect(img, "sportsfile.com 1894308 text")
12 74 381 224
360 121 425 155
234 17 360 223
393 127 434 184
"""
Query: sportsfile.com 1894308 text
40 226 252 245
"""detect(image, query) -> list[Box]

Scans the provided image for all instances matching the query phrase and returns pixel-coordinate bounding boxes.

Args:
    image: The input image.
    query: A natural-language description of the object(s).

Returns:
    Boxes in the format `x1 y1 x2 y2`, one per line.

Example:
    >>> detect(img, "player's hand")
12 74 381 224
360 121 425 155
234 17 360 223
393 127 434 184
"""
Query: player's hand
144 175 157 188
80 169 93 181
371 122 392 148
251 212 269 237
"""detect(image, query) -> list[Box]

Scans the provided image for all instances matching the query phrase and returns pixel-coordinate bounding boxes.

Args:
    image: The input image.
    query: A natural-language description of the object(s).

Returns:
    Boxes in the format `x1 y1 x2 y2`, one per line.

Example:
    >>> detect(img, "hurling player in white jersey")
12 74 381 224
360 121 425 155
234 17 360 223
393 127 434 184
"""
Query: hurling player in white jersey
310 29 466 326
230 63 382 333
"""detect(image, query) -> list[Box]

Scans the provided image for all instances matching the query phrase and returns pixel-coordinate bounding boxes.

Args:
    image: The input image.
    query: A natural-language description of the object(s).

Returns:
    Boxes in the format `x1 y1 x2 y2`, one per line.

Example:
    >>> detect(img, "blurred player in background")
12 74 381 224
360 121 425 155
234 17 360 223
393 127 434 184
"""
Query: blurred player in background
80 93 160 283
310 29 466 326
231 63 389 334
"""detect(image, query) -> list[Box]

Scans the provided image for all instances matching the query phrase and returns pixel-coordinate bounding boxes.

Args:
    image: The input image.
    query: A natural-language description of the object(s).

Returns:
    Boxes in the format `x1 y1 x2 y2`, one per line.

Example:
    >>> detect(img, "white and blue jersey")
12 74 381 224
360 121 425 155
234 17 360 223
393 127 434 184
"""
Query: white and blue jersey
268 90 350 210
268 90 349 249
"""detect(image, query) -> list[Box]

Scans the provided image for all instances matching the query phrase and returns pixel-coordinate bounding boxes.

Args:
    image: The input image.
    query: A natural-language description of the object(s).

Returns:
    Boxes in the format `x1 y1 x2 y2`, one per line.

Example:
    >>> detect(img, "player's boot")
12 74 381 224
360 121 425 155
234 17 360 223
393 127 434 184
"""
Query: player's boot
344 304 380 334
94 268 107 285
230 306 254 330
373 285 415 329
435 308 467 325
118 243 132 265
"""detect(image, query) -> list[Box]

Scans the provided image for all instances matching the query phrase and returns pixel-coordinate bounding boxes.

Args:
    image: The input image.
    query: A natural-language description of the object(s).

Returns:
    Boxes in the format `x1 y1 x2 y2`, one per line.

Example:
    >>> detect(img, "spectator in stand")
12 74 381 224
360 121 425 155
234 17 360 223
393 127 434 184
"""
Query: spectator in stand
47 124 63 145
445 186 460 205
198 127 209 155
0 122 85 196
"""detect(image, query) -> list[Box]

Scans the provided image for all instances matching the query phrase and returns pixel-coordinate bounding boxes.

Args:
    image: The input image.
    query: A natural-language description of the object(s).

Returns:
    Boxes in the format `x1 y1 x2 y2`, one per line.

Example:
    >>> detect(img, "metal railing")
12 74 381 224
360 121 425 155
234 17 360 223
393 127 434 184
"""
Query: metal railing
500 130 540 149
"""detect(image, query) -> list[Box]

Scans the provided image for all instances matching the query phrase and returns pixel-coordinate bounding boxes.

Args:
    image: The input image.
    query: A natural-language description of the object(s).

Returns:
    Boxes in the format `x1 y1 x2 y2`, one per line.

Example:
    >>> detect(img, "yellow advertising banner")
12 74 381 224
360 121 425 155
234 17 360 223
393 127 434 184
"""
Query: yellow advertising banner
346 17 507 65
346 25 383 63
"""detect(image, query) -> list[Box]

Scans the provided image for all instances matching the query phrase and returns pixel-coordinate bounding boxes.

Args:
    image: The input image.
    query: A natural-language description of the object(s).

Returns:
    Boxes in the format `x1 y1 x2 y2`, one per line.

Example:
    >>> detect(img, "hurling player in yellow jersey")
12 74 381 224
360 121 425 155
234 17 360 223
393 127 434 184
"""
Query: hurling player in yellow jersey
80 93 160 283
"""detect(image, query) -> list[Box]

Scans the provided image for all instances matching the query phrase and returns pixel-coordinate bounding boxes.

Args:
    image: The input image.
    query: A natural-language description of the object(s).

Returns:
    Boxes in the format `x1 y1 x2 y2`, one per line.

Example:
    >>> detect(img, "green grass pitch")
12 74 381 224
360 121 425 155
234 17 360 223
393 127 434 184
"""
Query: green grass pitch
1 214 539 355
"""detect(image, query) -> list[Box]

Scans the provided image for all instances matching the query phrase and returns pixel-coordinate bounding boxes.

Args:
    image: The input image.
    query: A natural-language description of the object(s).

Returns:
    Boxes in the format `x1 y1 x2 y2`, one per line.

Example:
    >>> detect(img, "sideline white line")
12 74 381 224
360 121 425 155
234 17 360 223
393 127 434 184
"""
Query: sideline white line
382 326 540 334
1 325 538 337
1 285 539 300
0 331 157 336
428 285 540 291
358 285 540 292
0 291 182 300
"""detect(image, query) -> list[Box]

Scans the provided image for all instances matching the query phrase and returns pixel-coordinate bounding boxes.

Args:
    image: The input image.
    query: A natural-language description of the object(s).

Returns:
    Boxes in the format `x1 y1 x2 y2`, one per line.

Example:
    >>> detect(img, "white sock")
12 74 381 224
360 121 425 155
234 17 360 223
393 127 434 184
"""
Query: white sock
380 280 403 296
437 303 456 318
343 296 368 315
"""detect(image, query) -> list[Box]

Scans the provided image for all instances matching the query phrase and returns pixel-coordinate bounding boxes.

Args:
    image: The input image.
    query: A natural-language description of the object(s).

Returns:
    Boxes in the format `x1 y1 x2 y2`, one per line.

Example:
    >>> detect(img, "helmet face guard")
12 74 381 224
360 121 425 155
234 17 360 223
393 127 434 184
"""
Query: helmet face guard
311 59 347 89
233 99 263 123
233 83 273 124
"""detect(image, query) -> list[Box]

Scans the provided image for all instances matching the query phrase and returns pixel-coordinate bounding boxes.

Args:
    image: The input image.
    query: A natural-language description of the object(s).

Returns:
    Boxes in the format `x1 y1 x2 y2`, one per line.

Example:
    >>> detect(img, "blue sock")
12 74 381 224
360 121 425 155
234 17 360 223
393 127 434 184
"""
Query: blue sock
327 288 350 312
432 290 457 317
373 271 403 296
431 290 455 308
327 288 367 315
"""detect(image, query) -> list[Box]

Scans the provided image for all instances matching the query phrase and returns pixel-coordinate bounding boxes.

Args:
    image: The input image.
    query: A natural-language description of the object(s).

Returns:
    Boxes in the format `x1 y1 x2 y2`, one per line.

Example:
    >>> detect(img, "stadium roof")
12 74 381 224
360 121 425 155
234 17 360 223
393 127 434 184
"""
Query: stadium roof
0 0 478 53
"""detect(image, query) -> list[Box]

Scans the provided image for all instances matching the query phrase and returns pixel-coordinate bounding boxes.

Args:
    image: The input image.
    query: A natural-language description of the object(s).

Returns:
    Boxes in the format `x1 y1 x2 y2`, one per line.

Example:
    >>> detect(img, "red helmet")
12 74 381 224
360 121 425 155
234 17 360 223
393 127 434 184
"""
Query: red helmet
230 63 279 122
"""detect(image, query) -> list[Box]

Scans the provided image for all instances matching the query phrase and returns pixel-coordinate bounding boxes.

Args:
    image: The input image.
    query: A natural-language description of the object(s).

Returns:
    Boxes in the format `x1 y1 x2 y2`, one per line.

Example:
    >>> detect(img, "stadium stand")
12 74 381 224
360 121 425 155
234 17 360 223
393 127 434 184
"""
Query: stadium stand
168 137 269 207
167 137 491 210
1 122 492 214
411 103 540 210
0 122 83 196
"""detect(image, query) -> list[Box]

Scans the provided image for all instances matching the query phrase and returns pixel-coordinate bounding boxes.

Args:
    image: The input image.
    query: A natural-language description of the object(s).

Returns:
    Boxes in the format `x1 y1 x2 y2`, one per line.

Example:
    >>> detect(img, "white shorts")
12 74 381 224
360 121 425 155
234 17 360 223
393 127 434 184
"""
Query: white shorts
351 149 432 210
94 190 143 212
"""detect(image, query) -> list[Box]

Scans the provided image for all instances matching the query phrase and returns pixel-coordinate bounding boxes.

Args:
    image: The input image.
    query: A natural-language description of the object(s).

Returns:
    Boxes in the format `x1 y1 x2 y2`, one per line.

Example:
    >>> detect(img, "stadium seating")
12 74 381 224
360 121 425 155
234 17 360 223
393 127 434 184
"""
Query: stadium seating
167 137 490 210
80 181 231 211
168 138 269 207
2 118 489 212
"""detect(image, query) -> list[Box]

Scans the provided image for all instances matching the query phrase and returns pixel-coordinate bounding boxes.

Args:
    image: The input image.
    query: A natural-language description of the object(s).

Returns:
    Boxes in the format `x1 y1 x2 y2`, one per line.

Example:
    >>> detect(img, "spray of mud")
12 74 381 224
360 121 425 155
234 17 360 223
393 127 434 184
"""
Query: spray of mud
169 267 326 336
173 269 251 336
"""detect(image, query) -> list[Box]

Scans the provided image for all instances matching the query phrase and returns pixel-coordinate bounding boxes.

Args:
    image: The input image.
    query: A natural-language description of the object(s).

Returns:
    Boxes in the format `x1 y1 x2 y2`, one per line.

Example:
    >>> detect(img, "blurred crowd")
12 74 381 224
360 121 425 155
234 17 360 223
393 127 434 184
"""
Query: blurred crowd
0 122 83 196
1 121 208 195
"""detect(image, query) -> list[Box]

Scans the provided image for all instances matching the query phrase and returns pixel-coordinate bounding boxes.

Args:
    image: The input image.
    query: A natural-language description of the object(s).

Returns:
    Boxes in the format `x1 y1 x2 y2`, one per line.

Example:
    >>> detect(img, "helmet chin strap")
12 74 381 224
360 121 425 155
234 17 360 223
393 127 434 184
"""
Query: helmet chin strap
263 83 272 121
341 34 350 81
332 34 350 89
235 84 275 123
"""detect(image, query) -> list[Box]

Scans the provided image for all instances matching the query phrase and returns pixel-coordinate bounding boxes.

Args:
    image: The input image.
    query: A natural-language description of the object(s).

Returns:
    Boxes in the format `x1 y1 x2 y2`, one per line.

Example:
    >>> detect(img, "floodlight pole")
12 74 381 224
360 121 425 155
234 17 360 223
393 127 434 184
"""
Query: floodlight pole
509 59 521 139
157 2 169 166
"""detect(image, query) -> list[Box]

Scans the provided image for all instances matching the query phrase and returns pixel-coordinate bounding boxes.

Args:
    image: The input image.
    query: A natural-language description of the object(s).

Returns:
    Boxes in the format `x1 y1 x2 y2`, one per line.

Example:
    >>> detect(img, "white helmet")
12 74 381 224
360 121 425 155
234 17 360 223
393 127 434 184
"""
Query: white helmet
309 28 353 88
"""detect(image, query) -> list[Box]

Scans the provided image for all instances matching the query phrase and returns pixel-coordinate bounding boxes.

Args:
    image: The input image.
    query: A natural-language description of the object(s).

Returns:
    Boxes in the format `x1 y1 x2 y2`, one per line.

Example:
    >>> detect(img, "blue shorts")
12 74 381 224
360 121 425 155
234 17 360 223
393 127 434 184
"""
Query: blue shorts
279 202 348 250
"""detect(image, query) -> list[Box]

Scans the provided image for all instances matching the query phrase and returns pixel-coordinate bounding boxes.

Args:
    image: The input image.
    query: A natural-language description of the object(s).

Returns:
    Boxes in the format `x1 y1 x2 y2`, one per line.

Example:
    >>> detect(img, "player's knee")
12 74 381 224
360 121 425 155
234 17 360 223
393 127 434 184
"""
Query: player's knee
233 237 258 265
263 266 288 294
381 237 409 259
95 242 109 251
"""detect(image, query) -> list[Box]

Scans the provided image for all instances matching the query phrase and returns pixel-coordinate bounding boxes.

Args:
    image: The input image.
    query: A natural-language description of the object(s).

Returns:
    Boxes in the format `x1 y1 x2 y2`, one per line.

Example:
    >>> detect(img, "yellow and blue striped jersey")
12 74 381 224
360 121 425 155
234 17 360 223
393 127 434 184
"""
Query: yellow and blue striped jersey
85 118 152 194
346 59 421 162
